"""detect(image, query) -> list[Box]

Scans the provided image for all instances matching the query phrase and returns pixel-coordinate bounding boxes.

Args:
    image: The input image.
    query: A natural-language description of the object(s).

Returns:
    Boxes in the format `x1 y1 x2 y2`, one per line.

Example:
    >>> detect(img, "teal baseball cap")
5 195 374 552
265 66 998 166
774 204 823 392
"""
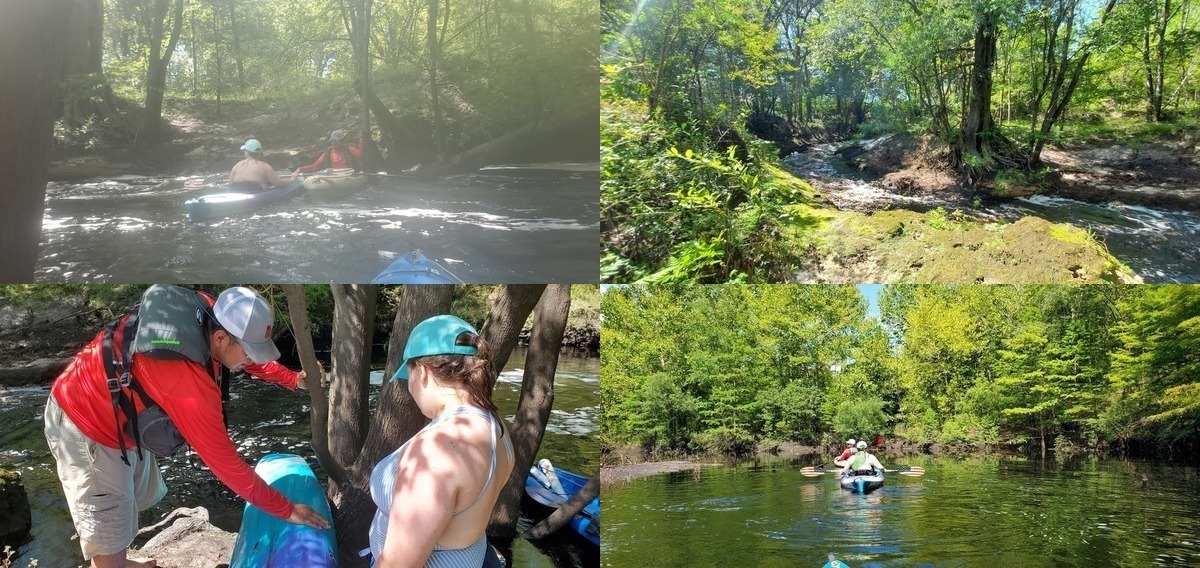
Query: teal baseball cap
391 315 479 380
240 139 262 152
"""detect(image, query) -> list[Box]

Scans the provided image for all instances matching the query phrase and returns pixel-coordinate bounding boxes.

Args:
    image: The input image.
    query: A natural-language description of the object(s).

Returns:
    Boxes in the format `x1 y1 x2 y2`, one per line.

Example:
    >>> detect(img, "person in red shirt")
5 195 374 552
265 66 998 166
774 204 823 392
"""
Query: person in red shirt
44 285 329 568
833 438 856 467
295 129 366 173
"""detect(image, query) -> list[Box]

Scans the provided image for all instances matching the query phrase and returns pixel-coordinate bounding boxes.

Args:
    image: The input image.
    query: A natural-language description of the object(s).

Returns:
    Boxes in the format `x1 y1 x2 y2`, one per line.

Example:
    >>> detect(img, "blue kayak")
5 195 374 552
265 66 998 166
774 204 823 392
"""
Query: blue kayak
185 179 304 222
525 466 600 547
839 470 885 494
371 250 464 284
229 454 337 567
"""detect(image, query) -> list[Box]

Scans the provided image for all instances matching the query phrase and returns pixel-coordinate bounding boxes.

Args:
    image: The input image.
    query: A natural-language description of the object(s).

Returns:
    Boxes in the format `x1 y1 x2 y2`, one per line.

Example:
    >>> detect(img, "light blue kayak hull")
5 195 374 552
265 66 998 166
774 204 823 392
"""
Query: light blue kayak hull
185 179 304 222
839 472 885 494
229 453 337 567
525 467 600 547
371 250 462 284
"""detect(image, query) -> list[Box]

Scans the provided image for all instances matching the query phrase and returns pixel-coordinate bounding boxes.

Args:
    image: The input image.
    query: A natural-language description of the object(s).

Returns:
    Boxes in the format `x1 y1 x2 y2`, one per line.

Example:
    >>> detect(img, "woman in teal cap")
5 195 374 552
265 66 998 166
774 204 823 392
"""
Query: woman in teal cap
367 315 514 567
228 138 300 192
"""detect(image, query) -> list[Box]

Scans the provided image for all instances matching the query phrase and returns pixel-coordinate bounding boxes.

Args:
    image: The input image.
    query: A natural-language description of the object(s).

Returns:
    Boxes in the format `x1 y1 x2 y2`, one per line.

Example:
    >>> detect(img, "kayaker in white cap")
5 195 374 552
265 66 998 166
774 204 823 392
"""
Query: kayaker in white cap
43 285 328 568
833 438 856 467
229 138 301 191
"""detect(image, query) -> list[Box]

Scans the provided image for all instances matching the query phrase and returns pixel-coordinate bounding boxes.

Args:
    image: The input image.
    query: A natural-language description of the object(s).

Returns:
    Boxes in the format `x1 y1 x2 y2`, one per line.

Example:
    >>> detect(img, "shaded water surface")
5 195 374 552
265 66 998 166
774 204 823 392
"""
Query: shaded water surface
0 348 598 567
603 455 1200 567
36 165 599 283
786 145 1200 283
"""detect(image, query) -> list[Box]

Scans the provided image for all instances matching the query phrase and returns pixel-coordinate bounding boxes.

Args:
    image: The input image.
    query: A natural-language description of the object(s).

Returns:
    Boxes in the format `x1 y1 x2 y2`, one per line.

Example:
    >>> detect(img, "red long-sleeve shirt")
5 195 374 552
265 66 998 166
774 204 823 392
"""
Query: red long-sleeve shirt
296 138 365 173
51 329 298 520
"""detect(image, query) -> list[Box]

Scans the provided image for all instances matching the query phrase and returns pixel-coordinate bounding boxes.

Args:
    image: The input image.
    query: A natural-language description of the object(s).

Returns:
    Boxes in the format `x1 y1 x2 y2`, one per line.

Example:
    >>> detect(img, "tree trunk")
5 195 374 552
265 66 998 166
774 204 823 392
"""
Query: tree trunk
230 0 246 92
0 0 68 282
960 12 998 171
333 285 455 566
527 473 598 540
427 0 445 163
139 0 186 146
60 0 127 134
489 285 571 538
281 286 347 485
329 285 378 468
481 285 547 374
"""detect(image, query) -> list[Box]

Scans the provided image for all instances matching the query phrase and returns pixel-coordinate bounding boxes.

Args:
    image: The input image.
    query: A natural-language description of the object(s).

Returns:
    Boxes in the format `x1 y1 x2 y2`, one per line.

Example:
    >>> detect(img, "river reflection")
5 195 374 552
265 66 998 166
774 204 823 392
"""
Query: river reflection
604 454 1200 567
0 348 598 568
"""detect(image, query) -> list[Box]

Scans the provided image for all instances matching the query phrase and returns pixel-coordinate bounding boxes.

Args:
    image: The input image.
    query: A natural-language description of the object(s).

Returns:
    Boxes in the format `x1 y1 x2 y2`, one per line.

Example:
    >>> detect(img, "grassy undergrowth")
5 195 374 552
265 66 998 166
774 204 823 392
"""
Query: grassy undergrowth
602 97 1141 284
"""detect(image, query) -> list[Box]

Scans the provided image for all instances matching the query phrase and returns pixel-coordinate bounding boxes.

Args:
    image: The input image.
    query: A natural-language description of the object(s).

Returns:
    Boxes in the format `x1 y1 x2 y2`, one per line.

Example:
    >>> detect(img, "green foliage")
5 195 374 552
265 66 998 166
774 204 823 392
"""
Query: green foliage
602 98 803 283
604 284 1200 458
830 397 890 441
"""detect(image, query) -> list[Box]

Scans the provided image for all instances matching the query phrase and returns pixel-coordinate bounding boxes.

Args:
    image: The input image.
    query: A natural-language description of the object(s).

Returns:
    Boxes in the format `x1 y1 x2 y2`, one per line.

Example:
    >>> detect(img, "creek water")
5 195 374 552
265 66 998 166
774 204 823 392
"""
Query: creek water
35 164 599 283
604 454 1200 567
0 347 599 568
785 145 1200 283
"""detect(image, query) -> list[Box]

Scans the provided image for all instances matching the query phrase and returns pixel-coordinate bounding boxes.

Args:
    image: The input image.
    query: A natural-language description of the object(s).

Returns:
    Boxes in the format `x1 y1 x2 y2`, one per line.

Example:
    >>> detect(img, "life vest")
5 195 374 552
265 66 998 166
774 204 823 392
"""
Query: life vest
321 146 360 171
103 285 222 465
850 450 870 472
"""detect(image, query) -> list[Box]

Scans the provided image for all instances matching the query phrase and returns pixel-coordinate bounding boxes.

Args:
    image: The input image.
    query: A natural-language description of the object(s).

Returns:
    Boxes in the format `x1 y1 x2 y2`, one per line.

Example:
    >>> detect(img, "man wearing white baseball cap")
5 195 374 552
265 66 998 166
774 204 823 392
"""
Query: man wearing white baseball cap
229 137 301 192
44 285 327 568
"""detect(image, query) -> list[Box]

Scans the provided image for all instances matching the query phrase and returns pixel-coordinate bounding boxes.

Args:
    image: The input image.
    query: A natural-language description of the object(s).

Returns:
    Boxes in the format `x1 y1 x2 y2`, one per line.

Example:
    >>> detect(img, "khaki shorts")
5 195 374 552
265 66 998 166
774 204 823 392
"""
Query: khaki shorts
44 396 167 560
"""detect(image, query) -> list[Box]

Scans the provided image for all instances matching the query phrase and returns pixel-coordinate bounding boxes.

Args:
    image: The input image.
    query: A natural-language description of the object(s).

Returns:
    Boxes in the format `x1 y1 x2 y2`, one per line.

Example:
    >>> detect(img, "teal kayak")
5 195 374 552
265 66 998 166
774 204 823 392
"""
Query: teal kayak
185 179 304 222
229 454 337 567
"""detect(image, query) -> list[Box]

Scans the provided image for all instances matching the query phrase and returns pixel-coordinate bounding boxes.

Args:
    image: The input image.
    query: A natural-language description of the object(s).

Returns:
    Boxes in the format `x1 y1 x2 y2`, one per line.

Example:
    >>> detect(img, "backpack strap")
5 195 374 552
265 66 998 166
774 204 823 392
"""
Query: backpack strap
102 306 141 466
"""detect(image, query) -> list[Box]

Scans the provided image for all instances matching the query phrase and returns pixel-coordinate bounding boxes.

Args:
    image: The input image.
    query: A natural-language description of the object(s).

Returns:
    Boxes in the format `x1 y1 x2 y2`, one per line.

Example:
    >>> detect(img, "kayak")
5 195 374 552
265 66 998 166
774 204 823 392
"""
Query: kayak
229 454 336 567
839 470 885 494
525 465 600 547
184 179 304 222
304 171 368 203
370 250 464 284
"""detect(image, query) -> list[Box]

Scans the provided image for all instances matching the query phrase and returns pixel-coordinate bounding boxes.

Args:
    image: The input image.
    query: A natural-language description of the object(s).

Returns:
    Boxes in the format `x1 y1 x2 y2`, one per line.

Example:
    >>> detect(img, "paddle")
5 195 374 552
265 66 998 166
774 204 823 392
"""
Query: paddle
883 466 926 476
799 464 830 477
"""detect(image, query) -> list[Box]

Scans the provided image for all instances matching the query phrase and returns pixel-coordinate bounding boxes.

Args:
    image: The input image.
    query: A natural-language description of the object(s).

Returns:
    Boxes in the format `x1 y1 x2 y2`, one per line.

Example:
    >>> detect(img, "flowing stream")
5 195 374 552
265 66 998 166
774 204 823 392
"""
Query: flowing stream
604 454 1200 567
785 145 1200 283
35 164 599 283
0 348 599 568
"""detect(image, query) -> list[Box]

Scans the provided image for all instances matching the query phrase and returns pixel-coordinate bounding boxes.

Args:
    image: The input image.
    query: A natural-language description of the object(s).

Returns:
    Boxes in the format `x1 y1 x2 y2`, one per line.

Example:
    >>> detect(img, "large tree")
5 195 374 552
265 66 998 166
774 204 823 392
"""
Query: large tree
0 0 69 282
137 0 187 146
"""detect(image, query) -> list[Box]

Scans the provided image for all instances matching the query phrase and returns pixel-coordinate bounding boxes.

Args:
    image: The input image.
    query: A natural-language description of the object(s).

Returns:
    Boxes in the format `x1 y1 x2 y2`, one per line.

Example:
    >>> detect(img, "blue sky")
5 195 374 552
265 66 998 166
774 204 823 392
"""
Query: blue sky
858 284 882 319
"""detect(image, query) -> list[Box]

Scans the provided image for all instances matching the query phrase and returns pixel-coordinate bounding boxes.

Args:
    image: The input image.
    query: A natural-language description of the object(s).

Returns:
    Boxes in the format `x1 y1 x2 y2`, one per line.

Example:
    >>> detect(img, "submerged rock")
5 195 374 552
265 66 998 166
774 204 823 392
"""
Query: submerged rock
0 468 32 550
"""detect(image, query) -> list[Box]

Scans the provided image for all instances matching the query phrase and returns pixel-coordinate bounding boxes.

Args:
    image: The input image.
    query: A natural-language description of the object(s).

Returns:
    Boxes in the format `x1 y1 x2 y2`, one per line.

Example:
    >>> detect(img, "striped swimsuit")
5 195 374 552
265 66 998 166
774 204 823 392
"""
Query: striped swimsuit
368 405 513 567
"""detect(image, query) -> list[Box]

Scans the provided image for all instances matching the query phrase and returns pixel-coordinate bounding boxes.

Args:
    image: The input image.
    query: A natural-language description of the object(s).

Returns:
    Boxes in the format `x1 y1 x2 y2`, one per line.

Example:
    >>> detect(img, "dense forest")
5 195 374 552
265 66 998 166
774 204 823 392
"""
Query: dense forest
61 0 598 166
600 0 1200 283
601 285 1200 459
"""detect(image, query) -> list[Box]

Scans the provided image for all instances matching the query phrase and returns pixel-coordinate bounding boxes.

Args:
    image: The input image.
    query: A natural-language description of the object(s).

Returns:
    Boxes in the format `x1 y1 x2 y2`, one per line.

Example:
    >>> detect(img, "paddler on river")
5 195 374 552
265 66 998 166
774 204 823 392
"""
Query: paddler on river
43 285 328 568
228 138 301 192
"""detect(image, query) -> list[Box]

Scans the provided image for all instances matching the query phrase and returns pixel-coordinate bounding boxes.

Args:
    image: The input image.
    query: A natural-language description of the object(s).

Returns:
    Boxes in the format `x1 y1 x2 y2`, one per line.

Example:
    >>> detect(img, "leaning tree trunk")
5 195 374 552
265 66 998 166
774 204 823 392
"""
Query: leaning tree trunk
332 284 455 567
281 285 347 485
489 285 572 538
0 0 68 282
527 473 598 540
482 285 549 373
139 0 186 146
